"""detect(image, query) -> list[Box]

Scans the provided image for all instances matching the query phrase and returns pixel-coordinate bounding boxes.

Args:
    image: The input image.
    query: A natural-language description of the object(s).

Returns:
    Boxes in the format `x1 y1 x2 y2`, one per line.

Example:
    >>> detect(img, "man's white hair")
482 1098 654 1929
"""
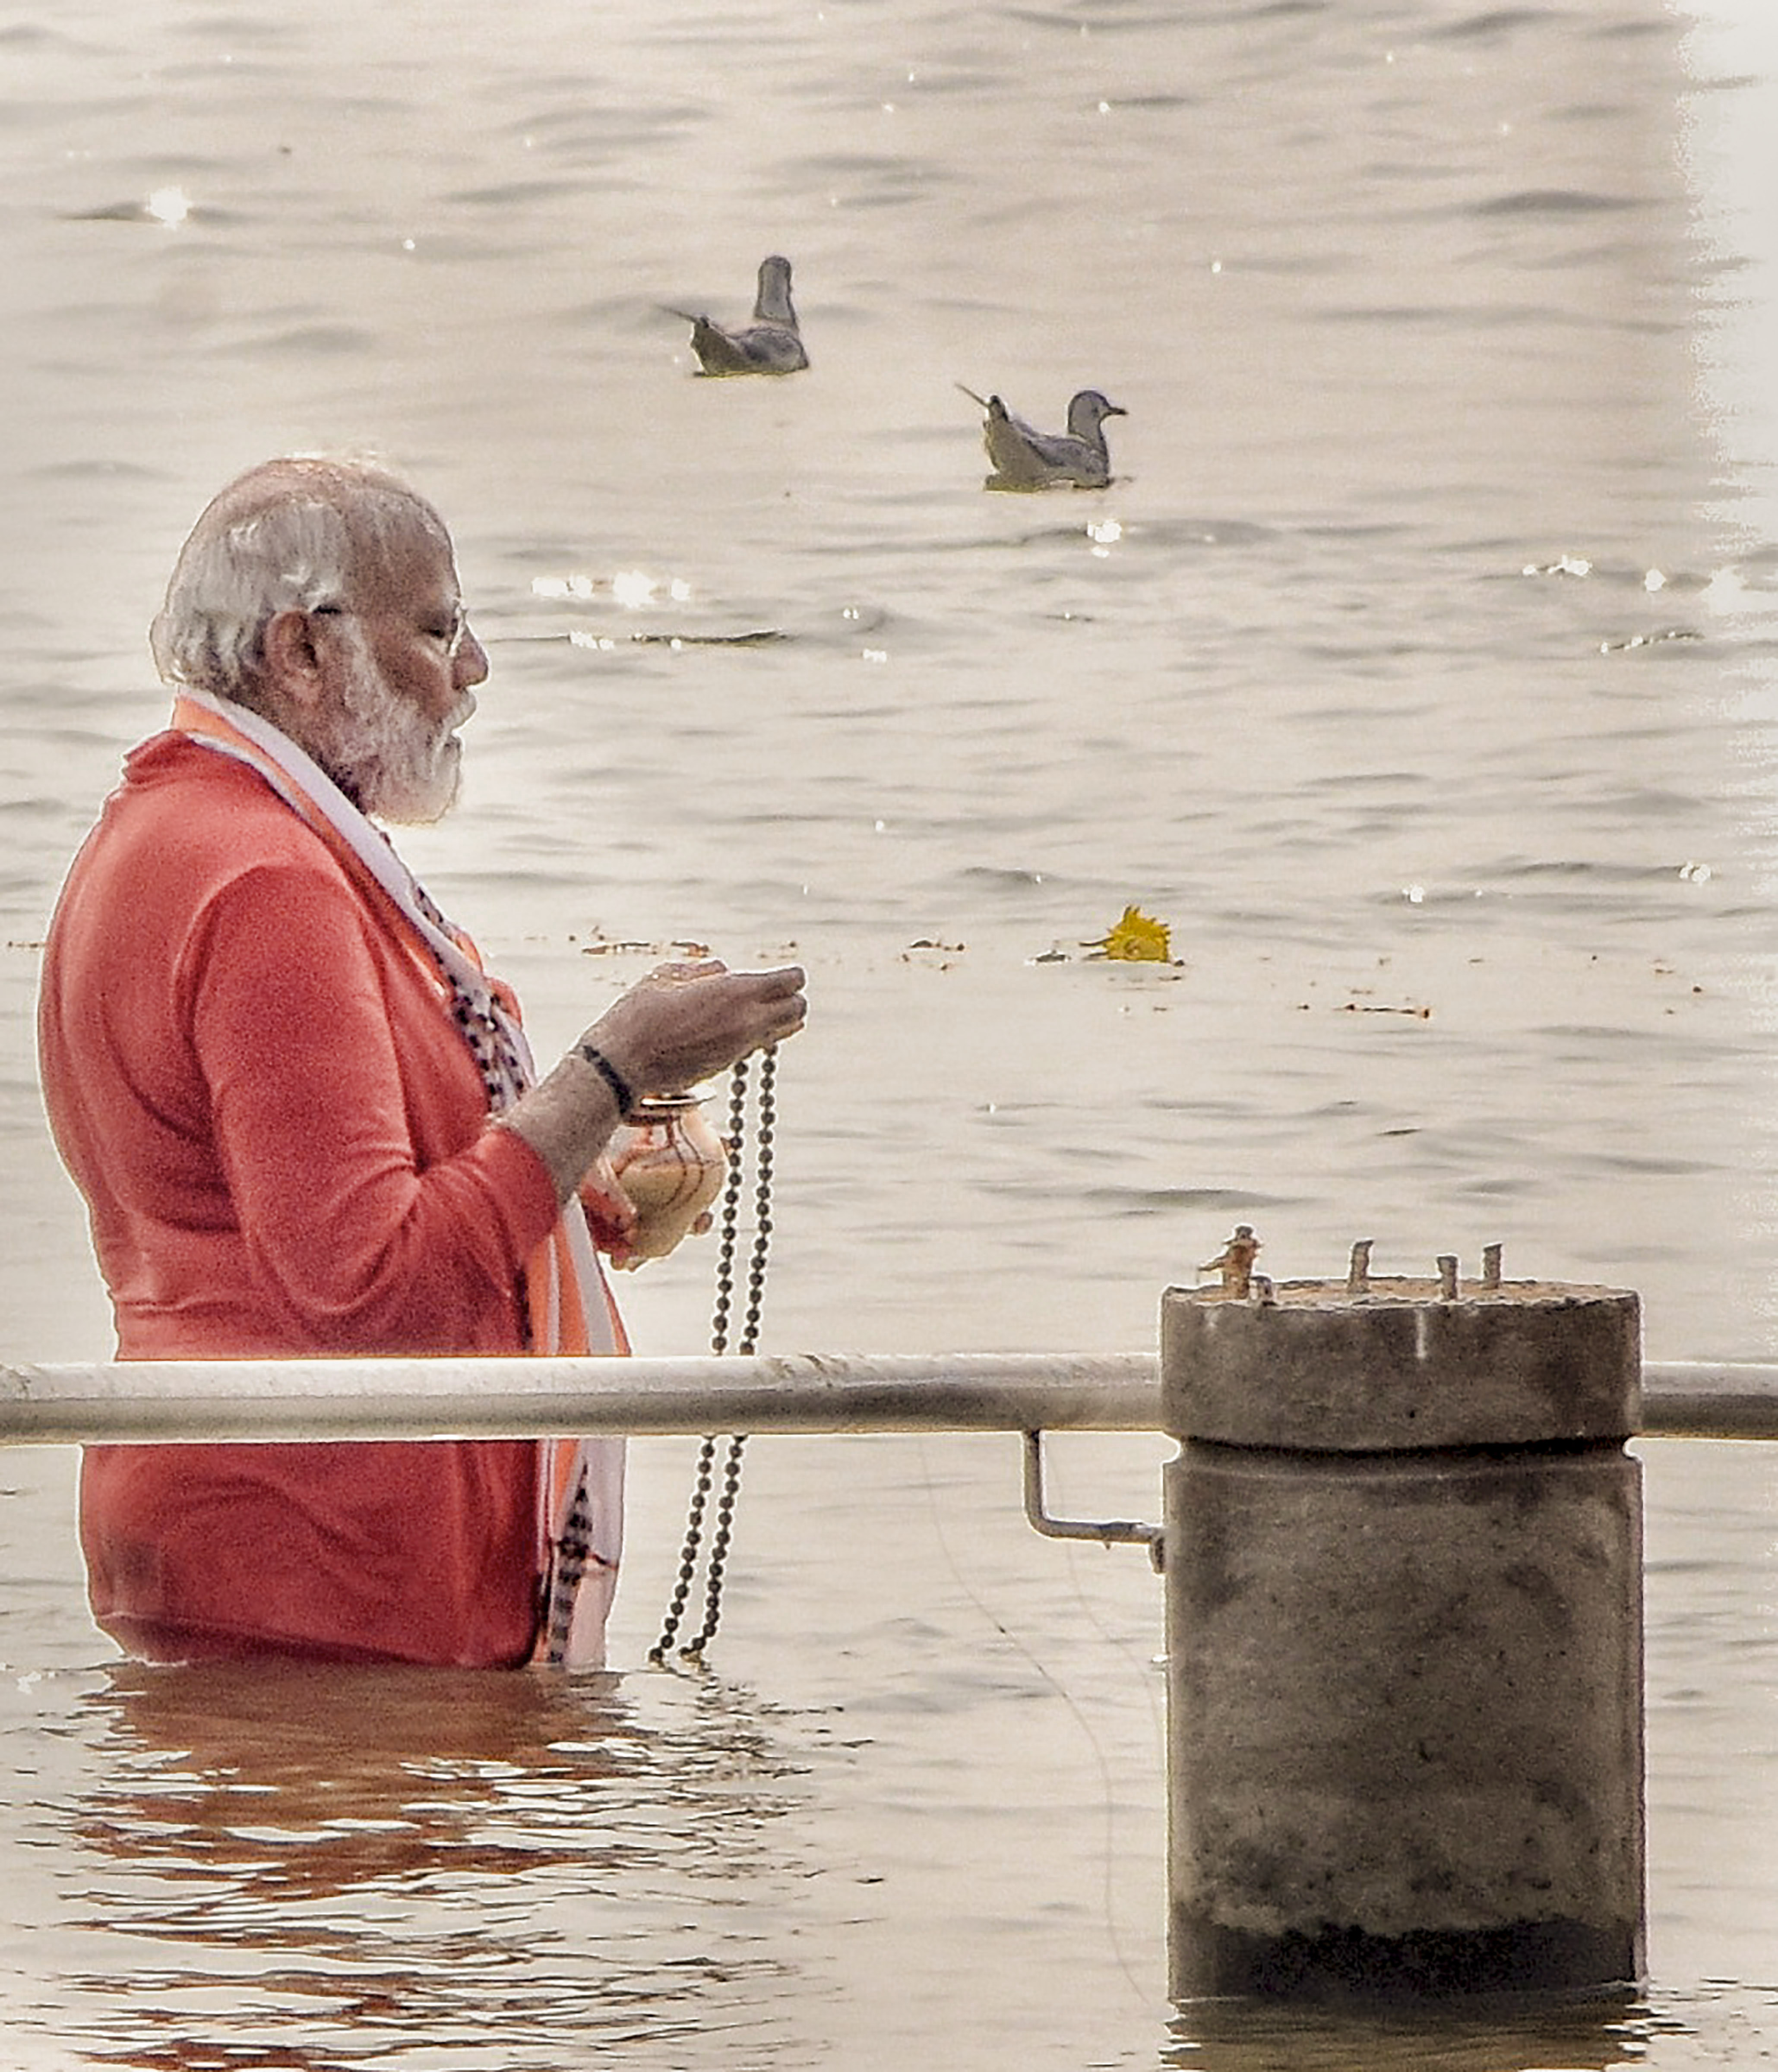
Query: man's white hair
149 454 450 699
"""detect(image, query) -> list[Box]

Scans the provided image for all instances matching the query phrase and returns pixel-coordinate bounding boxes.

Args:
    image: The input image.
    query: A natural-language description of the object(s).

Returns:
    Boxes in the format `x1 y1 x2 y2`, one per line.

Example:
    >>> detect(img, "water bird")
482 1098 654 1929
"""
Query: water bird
668 255 808 376
957 383 1126 490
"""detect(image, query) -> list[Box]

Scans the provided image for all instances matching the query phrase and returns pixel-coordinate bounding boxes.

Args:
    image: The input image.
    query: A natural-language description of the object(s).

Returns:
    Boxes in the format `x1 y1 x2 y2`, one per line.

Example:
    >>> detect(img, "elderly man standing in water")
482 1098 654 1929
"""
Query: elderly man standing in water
37 455 806 1671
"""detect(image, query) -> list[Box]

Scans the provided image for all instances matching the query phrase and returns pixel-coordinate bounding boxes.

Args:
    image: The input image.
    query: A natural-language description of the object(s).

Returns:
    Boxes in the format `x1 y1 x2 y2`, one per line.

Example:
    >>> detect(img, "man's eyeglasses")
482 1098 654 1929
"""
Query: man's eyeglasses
310 600 472 660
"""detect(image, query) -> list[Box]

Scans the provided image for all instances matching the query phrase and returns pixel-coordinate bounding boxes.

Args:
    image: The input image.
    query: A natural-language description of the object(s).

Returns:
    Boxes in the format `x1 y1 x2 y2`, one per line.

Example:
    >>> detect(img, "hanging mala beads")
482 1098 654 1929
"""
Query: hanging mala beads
649 1438 716 1664
650 1045 777 1665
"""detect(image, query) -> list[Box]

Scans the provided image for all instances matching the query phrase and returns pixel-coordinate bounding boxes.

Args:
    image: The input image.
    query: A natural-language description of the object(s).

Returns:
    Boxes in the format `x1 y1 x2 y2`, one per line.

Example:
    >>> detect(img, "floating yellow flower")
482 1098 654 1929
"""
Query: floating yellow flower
1095 903 1172 962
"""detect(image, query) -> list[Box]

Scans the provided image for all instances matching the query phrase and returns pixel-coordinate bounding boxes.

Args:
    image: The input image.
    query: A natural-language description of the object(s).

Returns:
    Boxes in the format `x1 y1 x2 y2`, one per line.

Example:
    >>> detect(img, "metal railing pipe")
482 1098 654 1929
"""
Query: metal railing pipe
0 1351 1164 1447
1639 1362 1778 1440
3 1353 1777 1448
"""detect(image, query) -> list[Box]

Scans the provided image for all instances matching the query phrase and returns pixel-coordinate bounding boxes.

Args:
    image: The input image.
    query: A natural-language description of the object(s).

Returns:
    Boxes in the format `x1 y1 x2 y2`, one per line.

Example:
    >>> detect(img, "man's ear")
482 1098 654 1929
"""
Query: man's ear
259 608 329 713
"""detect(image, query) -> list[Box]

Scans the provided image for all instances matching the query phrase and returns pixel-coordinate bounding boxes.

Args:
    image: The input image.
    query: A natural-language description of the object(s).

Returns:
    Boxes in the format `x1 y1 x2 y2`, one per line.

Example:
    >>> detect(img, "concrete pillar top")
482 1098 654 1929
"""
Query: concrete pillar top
1161 1273 1640 1451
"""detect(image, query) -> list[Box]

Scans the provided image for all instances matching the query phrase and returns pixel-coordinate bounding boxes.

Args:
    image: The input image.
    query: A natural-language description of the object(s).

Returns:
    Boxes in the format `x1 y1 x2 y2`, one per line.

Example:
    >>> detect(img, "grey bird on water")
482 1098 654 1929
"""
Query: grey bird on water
669 255 809 376
958 383 1126 489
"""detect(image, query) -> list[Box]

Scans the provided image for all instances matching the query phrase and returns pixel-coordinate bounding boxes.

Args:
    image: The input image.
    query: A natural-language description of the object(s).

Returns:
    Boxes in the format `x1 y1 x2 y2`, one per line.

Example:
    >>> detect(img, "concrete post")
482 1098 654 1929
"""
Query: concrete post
1161 1263 1645 2000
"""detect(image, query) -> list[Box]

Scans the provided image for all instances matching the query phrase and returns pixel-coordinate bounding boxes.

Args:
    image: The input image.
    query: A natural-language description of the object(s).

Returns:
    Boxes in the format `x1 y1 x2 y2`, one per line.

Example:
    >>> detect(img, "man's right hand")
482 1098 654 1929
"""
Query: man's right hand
582 959 807 1102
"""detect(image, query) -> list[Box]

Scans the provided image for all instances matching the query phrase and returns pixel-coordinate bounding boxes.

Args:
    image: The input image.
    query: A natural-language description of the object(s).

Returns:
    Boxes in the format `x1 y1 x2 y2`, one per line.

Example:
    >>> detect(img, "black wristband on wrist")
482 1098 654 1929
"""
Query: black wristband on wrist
576 1043 636 1119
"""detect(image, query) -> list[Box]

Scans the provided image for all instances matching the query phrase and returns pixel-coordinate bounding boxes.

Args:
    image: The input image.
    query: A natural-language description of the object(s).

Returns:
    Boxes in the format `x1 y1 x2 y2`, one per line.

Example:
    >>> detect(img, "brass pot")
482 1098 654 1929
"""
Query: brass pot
611 1093 728 1260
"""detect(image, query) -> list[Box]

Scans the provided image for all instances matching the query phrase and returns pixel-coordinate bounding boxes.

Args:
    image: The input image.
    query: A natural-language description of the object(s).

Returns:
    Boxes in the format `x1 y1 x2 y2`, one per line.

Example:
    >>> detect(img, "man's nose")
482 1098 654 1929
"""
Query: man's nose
455 629 490 687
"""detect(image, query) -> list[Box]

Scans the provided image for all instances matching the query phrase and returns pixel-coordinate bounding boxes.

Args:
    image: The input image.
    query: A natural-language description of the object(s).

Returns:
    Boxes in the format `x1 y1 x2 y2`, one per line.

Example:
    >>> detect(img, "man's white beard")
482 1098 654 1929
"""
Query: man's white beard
316 622 466 825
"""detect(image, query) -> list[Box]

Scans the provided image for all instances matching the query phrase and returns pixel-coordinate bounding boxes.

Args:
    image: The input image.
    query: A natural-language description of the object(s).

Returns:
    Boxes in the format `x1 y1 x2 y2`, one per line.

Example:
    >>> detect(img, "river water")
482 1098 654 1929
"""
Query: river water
2 0 1776 2064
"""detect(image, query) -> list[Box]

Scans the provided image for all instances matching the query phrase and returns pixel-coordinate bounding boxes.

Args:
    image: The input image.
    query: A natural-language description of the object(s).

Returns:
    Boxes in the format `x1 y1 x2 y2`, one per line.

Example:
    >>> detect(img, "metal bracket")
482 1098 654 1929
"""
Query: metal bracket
1021 1430 1165 1571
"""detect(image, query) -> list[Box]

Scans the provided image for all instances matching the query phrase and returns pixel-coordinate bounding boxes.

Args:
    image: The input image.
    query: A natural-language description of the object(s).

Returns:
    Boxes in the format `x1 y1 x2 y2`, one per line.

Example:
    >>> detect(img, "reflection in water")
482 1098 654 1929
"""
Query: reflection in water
53 1660 814 2066
1164 1988 1678 2071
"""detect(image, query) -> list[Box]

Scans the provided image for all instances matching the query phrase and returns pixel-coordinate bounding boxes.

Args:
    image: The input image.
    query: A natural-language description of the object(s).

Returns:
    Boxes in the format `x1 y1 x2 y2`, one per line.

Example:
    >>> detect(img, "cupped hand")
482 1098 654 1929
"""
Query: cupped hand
584 959 806 1100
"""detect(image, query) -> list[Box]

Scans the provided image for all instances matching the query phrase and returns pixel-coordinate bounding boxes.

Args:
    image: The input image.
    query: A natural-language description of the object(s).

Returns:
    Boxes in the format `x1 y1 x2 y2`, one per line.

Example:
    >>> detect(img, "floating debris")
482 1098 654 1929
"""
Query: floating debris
1091 904 1172 963
626 629 787 648
578 934 712 958
565 627 786 650
902 937 965 968
65 186 193 226
1598 628 1702 654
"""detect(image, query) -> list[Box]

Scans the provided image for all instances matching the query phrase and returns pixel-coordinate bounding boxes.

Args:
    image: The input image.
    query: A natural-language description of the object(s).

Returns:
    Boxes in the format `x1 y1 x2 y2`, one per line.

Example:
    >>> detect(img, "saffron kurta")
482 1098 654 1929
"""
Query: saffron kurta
38 730 565 1665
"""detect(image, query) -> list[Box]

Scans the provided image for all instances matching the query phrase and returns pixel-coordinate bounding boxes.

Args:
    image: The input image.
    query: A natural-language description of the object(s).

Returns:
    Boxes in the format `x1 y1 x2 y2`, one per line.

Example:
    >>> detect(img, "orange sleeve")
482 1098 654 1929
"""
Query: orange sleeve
185 858 561 1353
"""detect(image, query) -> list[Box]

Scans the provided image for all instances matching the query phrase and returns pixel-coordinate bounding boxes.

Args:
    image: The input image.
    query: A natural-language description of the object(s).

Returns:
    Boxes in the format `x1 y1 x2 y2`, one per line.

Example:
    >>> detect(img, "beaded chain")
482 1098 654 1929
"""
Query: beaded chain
649 1045 777 1665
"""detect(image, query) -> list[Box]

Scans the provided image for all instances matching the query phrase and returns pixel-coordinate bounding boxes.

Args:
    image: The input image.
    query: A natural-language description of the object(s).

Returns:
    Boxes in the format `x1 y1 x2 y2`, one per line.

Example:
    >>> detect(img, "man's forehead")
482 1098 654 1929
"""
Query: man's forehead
358 524 458 606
